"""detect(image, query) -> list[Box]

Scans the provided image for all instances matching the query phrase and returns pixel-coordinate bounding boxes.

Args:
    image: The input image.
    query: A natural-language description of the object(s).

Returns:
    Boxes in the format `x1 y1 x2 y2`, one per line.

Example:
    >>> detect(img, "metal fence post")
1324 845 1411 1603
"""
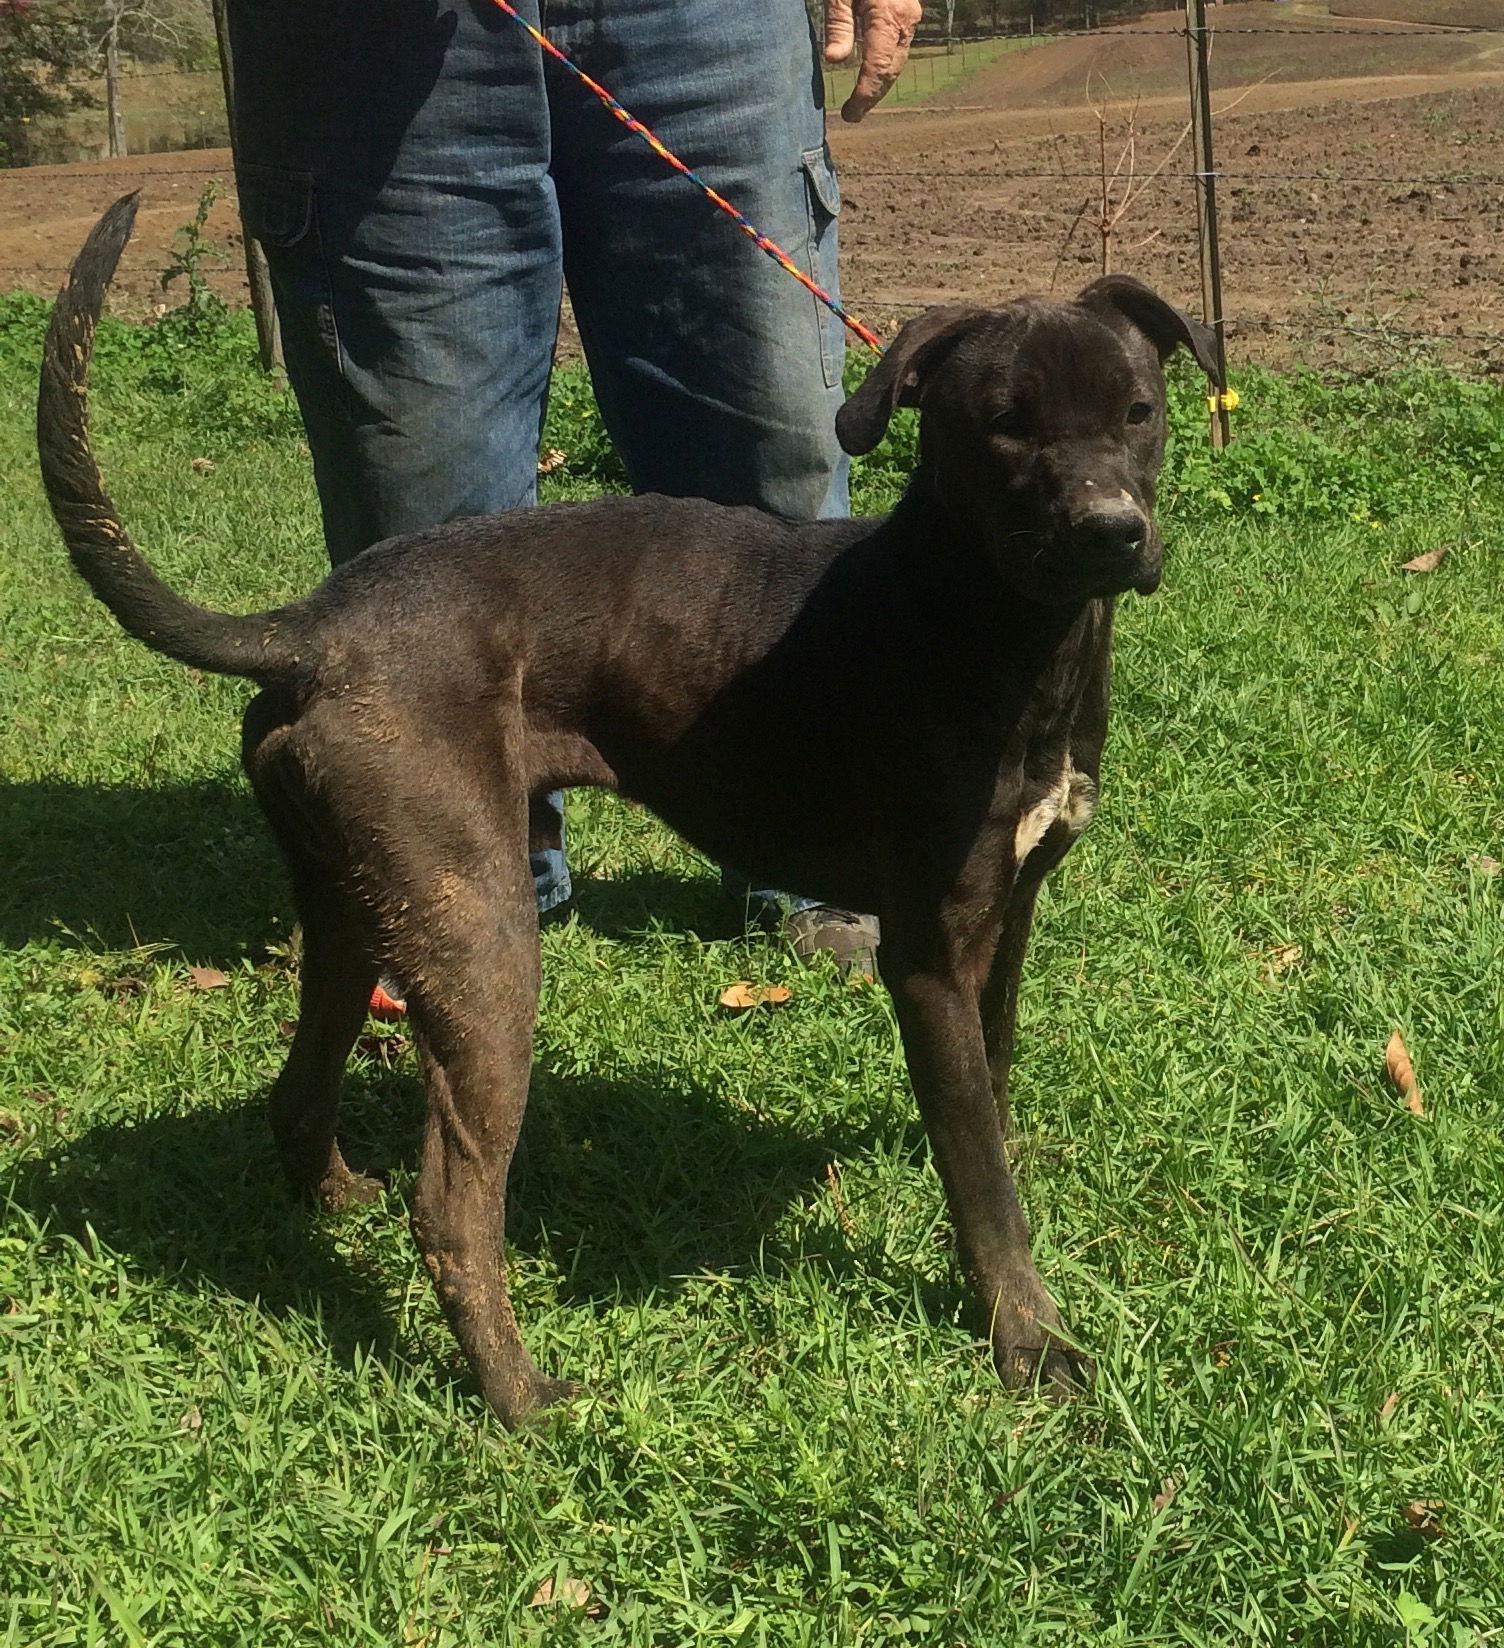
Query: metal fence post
1184 0 1232 446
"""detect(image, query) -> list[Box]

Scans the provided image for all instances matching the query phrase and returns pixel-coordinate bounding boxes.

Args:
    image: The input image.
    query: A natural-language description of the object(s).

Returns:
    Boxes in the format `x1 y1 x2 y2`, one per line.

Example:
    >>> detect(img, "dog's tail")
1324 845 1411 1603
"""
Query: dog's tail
38 193 309 687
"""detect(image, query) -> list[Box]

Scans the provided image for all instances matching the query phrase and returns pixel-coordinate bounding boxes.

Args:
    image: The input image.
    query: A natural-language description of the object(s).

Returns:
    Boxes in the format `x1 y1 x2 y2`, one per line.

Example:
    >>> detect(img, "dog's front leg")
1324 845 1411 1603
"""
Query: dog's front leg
979 879 1044 1137
885 952 1085 1397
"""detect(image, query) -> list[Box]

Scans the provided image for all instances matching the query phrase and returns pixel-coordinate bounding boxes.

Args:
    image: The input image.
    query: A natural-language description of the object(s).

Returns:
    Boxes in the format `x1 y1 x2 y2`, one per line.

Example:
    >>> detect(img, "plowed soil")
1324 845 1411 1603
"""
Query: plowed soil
3 5 1501 372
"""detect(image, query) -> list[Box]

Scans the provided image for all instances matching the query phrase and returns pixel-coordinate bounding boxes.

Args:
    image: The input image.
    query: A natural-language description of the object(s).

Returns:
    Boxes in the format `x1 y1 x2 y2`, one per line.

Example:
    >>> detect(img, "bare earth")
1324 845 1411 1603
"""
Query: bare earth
3 5 1501 372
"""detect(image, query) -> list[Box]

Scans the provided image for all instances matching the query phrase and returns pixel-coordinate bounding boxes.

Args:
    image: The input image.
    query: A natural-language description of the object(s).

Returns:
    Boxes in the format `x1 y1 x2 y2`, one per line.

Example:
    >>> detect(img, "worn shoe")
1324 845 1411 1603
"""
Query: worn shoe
784 904 881 977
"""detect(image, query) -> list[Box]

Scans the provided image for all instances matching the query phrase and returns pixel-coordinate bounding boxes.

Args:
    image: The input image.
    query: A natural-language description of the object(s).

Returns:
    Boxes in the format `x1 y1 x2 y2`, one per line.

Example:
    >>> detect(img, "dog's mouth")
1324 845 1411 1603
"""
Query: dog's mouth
1023 521 1162 603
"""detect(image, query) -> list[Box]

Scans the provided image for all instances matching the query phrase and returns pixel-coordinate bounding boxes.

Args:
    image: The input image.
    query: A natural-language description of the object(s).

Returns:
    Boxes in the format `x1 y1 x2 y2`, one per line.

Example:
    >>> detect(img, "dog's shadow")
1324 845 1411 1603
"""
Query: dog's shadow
9 1049 894 1377
6 777 930 1381
0 778 285 963
0 777 749 957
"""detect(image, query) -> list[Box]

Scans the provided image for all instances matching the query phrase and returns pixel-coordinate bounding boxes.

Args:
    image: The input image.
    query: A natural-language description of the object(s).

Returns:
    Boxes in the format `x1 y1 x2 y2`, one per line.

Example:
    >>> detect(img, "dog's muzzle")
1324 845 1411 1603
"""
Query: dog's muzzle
1066 498 1161 596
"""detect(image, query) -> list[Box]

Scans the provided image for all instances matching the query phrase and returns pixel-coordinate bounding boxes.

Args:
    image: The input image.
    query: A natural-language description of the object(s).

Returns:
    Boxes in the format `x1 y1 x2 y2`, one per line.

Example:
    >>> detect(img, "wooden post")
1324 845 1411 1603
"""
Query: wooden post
210 0 283 374
1184 0 1232 446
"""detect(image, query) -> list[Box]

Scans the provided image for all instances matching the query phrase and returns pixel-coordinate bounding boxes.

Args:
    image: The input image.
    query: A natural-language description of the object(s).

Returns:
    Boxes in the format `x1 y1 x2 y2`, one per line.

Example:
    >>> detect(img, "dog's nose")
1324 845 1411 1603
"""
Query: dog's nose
1074 500 1148 555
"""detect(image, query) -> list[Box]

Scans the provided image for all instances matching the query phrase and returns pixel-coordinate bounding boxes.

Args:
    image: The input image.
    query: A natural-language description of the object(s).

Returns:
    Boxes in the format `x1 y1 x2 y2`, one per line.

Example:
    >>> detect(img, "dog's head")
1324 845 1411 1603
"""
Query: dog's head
836 277 1219 604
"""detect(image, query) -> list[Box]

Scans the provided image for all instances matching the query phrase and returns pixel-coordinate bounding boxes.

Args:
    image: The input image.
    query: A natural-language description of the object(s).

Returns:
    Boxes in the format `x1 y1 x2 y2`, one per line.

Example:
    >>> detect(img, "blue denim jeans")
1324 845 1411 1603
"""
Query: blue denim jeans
227 0 846 916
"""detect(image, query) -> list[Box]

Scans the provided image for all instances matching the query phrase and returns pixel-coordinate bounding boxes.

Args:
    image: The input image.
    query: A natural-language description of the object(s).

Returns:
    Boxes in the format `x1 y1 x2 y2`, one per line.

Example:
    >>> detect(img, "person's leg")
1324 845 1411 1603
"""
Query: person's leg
548 0 847 522
225 0 570 912
546 0 873 962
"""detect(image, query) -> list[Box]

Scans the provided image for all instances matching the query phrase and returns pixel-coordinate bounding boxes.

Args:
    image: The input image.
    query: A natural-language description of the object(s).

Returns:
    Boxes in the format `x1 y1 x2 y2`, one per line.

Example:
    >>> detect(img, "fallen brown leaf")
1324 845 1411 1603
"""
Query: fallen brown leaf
1399 546 1448 573
1151 1476 1180 1515
1384 1029 1422 1115
1404 1499 1444 1538
187 966 230 992
1474 855 1501 877
719 981 793 1011
1379 1390 1401 1424
177 1406 203 1434
530 1575 592 1610
1265 943 1303 975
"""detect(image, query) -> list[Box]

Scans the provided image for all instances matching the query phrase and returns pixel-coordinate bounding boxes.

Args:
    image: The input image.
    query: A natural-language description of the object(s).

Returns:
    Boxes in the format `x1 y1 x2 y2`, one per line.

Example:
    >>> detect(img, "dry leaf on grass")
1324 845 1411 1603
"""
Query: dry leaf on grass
187 966 230 992
719 981 793 1011
1264 943 1303 976
529 1575 593 1610
1385 1029 1423 1115
1473 855 1501 876
537 447 568 474
1379 1390 1401 1424
1404 1499 1444 1538
1399 546 1448 573
1151 1476 1180 1515
177 1406 203 1434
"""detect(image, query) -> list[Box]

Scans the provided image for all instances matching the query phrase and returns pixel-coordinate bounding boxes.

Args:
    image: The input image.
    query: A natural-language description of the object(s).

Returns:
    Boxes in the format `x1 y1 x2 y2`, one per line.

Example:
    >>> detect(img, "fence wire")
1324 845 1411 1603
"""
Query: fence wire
3 19 1502 363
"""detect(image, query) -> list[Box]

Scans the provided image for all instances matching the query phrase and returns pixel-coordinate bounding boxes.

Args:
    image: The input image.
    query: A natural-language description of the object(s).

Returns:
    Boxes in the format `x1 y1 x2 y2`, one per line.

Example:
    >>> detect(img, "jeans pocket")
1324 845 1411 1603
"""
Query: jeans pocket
236 162 353 422
801 143 844 389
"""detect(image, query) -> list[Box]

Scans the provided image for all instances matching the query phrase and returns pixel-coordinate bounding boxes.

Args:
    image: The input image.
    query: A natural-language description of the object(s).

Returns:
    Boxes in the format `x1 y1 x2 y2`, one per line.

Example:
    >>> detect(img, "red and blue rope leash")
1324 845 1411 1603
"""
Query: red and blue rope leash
488 0 886 355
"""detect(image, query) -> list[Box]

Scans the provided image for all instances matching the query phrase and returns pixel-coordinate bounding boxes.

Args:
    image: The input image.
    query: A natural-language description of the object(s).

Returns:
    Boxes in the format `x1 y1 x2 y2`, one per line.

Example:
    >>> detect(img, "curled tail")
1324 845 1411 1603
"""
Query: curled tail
37 192 309 686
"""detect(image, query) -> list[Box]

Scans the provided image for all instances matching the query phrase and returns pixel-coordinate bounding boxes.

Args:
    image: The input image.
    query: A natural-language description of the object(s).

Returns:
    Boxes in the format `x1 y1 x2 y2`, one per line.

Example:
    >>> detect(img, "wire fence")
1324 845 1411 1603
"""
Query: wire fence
3 17 1502 371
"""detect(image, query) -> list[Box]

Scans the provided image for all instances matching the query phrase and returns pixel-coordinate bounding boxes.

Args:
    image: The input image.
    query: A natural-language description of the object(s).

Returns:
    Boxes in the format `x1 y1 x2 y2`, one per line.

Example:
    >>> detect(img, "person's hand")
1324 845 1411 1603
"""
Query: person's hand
824 0 923 124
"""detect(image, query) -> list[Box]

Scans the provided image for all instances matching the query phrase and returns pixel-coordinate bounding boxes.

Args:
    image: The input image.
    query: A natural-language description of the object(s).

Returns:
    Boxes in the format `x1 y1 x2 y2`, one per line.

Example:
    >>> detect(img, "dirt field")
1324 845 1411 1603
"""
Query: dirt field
2 4 1501 373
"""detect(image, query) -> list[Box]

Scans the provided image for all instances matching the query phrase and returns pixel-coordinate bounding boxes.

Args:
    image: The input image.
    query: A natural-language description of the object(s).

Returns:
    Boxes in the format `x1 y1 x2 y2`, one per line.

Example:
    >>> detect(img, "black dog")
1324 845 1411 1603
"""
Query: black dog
40 194 1217 1426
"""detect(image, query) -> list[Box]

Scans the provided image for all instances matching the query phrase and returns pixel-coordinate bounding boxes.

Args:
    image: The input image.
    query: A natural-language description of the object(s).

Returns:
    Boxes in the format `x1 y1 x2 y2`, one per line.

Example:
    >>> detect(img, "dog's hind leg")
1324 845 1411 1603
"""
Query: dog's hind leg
268 864 384 1210
245 695 384 1210
387 838 575 1428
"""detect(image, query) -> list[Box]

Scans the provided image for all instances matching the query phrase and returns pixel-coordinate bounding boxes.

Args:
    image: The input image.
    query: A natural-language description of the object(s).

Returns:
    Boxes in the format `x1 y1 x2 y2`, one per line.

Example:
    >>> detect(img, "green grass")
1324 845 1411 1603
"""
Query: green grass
2 296 1504 1646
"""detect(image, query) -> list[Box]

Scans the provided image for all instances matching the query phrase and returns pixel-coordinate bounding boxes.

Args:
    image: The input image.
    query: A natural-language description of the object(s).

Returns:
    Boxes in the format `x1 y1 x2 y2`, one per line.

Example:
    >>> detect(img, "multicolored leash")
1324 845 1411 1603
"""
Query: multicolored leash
487 0 886 355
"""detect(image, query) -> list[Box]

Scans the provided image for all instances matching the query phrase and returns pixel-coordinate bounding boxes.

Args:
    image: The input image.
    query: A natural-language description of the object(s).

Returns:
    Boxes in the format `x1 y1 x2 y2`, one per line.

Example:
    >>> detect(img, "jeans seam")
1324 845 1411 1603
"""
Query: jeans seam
306 190 356 424
801 147 843 390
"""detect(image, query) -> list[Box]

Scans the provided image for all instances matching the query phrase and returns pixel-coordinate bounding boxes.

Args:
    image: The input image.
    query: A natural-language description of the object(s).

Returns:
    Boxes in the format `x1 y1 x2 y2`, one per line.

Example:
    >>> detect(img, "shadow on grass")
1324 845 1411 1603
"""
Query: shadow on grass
2 781 762 959
0 778 286 963
7 1051 894 1381
569 866 742 943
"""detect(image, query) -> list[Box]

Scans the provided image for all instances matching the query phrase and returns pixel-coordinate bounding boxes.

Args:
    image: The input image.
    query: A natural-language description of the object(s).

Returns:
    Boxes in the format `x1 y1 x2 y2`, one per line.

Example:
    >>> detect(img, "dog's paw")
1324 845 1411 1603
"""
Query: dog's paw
317 1164 385 1213
988 1284 1091 1400
994 1338 1093 1401
496 1375 584 1431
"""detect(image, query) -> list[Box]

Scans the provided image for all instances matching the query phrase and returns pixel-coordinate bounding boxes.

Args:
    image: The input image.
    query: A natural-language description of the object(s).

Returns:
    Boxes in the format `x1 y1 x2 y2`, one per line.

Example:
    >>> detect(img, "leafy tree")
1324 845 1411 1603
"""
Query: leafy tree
1 0 214 164
0 1 98 167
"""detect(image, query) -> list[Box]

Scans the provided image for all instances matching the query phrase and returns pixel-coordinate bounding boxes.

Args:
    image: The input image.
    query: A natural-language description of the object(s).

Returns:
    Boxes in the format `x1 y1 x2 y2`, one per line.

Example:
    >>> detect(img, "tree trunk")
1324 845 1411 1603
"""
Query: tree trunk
104 19 126 158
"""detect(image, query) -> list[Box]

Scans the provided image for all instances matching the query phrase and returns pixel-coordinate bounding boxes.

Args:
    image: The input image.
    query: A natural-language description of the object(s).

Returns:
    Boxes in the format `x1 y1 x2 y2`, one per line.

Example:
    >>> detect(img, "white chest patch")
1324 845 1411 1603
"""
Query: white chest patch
1013 761 1098 863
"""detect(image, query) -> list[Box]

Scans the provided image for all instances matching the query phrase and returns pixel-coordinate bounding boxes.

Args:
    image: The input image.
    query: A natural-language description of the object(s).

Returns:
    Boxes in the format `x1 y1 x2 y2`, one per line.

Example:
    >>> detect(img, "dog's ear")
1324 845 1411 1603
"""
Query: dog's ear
1077 275 1221 383
836 305 989 455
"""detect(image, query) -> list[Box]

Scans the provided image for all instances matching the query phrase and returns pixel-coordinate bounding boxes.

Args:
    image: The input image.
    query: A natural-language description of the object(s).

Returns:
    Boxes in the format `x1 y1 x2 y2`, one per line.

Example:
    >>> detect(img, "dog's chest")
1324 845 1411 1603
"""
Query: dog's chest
1013 760 1098 864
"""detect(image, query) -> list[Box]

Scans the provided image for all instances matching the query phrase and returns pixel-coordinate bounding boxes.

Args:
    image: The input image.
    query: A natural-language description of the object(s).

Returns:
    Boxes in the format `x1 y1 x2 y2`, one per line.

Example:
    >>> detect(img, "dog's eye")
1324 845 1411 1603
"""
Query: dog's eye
1125 400 1154 426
